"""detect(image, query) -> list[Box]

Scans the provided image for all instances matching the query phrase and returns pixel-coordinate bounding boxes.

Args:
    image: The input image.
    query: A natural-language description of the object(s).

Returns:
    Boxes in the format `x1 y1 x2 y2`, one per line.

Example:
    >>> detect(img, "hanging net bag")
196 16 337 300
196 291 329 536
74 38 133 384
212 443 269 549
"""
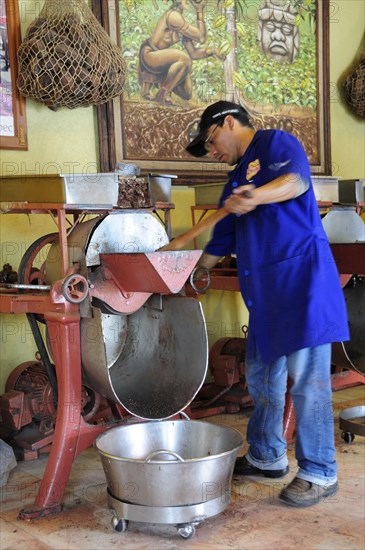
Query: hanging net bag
342 52 365 119
17 0 126 110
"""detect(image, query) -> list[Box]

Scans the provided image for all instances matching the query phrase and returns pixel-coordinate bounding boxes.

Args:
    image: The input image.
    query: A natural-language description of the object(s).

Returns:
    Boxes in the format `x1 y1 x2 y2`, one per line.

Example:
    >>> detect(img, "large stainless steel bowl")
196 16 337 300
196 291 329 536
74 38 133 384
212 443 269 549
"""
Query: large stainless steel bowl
95 420 243 508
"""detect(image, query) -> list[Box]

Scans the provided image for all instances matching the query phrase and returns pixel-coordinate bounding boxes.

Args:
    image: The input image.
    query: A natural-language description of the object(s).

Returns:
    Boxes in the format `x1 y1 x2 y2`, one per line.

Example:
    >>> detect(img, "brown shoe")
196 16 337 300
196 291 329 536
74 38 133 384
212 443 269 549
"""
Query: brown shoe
279 476 338 507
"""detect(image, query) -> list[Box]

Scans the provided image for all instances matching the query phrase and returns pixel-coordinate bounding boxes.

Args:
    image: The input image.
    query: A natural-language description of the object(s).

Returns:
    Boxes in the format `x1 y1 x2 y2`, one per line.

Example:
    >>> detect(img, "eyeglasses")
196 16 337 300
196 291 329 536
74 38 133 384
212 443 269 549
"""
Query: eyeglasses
204 124 220 151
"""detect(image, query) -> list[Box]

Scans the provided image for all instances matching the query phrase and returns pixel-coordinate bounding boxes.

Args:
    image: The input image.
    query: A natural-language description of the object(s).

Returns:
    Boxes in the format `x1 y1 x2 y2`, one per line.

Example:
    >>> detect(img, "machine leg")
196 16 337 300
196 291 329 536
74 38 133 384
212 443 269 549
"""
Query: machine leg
283 391 296 445
19 311 82 520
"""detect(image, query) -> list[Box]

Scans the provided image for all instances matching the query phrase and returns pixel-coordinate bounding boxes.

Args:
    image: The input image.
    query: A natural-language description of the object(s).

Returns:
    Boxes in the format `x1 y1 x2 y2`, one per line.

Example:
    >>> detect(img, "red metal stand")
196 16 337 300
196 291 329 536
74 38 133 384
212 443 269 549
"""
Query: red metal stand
0 204 121 519
0 291 117 519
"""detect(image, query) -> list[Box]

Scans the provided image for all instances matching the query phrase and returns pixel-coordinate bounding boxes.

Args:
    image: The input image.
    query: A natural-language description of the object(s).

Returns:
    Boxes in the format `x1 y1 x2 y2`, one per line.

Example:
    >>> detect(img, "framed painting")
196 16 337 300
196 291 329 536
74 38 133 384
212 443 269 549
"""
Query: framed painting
0 0 27 150
94 0 330 183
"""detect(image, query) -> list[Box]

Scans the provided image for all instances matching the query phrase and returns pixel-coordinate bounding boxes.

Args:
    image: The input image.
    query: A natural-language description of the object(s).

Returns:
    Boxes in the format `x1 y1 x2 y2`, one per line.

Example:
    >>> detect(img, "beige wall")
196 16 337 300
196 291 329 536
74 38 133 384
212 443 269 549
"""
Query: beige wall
0 1 364 391
329 0 365 179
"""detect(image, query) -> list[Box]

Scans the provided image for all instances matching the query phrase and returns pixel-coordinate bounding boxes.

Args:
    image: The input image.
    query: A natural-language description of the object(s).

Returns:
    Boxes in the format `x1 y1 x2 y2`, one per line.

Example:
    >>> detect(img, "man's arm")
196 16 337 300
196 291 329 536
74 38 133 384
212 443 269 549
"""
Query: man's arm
224 173 309 215
183 38 226 61
169 1 207 43
197 252 222 270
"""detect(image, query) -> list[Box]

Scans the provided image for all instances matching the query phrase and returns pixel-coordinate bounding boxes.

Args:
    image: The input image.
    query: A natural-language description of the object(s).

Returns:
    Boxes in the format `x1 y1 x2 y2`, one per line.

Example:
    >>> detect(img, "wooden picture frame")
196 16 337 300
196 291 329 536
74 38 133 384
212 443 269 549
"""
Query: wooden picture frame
94 0 330 183
0 0 27 150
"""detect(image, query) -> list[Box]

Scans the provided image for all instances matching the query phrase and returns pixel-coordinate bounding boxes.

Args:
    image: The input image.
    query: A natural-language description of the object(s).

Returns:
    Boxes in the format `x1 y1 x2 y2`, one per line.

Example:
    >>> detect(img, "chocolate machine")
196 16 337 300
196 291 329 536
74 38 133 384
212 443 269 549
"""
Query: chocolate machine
0 173 209 520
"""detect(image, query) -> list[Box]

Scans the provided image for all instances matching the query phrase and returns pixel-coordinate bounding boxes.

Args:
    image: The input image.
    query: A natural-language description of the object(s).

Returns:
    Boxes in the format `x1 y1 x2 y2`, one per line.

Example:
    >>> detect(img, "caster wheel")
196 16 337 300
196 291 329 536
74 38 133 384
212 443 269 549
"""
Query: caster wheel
111 516 128 532
177 523 196 539
342 431 355 444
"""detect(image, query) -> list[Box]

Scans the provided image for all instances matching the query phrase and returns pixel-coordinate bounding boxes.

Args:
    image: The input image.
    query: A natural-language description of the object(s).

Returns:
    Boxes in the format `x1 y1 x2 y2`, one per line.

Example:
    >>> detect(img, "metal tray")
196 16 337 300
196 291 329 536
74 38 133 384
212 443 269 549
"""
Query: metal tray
0 173 119 206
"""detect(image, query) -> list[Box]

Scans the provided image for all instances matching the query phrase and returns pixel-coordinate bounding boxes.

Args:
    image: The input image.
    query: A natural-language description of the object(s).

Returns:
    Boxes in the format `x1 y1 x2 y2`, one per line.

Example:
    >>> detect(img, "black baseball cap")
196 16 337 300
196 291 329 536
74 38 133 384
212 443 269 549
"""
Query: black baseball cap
186 101 251 157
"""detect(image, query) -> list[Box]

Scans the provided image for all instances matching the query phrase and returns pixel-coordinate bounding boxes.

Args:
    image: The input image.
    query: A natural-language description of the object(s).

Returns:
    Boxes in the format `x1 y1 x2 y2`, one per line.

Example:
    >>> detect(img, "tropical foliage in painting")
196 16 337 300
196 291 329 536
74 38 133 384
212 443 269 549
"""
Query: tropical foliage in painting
119 0 317 110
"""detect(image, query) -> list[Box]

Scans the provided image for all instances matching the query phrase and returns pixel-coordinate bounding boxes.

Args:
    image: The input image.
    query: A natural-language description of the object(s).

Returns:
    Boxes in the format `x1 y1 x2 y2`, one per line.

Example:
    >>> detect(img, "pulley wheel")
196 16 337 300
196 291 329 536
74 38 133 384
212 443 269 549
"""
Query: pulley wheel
18 233 57 321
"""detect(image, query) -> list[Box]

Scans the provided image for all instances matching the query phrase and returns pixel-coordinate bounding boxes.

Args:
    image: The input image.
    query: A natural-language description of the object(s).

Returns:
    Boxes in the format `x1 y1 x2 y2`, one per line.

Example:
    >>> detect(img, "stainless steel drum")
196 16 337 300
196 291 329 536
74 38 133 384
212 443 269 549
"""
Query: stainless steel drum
45 211 208 419
332 277 365 375
95 419 243 537
322 209 365 374
45 212 169 282
342 277 365 374
81 296 208 419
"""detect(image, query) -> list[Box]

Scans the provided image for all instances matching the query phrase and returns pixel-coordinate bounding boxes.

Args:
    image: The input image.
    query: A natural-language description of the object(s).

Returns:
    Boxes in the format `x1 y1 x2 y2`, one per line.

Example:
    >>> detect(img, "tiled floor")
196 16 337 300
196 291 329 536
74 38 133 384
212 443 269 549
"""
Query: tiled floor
1 385 364 550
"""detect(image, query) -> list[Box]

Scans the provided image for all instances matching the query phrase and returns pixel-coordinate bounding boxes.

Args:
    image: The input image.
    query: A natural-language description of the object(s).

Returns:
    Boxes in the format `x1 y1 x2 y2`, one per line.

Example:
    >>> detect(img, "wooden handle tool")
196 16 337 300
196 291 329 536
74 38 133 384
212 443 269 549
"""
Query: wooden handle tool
159 207 228 251
159 189 253 252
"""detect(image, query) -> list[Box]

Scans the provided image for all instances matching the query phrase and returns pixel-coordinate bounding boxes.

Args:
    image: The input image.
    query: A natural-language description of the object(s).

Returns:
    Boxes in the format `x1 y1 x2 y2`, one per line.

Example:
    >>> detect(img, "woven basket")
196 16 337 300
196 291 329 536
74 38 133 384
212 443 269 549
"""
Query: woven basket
342 54 365 119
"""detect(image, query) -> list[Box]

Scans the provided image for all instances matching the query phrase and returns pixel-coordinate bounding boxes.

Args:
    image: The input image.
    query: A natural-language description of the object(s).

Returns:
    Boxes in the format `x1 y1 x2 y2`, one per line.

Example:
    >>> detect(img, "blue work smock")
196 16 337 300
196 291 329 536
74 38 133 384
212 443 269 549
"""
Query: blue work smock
205 129 350 363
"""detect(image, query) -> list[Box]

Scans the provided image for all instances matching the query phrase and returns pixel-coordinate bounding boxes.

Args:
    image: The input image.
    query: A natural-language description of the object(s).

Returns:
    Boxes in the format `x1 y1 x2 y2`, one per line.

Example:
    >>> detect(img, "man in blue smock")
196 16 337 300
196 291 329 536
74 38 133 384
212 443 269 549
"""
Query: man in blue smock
186 100 349 507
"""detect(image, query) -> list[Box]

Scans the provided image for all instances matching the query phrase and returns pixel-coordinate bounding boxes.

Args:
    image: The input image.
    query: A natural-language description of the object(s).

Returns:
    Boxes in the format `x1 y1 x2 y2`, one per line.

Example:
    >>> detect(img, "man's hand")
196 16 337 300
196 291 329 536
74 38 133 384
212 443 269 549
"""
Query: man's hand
224 184 257 215
197 252 221 271
205 46 227 61
224 174 309 215
187 252 219 294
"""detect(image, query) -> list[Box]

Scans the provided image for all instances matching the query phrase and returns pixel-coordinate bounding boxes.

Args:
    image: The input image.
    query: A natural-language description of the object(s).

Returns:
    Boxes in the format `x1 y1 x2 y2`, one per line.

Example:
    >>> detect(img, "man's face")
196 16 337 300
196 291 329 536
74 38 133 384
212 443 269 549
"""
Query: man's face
204 121 240 166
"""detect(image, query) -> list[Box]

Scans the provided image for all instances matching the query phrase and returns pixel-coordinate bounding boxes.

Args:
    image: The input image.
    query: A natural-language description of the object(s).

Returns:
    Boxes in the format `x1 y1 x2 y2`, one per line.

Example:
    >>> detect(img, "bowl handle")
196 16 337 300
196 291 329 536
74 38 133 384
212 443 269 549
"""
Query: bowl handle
145 449 185 462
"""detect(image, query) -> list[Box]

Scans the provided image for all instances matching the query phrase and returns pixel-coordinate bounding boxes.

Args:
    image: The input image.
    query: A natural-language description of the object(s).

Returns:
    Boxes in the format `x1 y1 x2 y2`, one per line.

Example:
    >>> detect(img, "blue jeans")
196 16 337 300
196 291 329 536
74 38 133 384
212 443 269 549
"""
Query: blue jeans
245 342 337 485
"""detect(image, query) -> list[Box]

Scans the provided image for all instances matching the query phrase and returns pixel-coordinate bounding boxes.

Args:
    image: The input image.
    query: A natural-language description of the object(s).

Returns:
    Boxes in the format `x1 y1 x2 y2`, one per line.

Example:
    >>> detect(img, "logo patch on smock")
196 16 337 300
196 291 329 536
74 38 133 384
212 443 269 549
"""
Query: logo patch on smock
268 160 291 171
246 159 261 180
